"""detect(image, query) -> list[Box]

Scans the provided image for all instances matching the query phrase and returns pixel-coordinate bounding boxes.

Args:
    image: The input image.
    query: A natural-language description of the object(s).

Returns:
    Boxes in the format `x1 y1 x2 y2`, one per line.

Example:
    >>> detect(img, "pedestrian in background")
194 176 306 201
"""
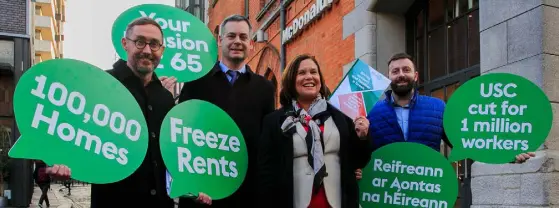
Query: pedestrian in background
33 160 51 208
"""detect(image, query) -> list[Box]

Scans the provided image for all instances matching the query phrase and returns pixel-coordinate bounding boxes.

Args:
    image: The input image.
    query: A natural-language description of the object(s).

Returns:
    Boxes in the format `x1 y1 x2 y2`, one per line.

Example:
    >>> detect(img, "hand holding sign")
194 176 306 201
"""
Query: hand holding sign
444 73 553 164
9 59 149 184
112 4 218 83
160 100 248 199
359 142 458 208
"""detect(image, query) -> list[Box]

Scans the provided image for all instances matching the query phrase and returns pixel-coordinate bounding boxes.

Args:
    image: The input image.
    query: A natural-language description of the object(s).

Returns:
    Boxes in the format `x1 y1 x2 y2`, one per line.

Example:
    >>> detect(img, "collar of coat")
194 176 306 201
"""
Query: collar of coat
208 61 256 81
111 59 164 87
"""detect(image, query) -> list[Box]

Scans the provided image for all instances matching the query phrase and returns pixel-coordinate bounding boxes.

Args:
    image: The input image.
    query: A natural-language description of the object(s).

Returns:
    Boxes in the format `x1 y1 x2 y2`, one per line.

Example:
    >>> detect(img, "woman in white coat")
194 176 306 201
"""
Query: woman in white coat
257 54 373 208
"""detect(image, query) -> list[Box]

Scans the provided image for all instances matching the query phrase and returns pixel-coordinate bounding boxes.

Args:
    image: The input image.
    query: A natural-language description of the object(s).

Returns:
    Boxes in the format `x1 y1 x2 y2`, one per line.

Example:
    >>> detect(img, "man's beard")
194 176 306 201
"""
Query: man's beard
226 47 246 64
132 52 160 76
390 77 415 97
230 56 245 64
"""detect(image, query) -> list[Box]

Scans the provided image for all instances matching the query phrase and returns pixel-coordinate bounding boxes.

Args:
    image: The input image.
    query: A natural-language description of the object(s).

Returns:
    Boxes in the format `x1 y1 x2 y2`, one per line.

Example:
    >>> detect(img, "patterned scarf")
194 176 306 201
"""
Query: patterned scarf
281 95 329 193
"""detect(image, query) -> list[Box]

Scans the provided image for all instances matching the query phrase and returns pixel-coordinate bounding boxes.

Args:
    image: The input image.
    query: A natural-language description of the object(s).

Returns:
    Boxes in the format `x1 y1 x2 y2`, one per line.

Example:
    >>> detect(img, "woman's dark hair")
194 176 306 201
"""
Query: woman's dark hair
279 54 330 107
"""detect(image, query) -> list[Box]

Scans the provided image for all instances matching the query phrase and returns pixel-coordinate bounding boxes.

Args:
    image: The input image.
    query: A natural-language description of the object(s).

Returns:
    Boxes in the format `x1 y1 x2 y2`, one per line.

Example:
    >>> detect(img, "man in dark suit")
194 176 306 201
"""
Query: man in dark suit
177 14 276 208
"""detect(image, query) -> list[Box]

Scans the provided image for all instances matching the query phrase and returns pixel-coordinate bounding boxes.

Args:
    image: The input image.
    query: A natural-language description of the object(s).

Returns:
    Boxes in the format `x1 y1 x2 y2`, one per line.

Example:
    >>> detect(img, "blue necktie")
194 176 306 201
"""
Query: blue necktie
227 70 240 85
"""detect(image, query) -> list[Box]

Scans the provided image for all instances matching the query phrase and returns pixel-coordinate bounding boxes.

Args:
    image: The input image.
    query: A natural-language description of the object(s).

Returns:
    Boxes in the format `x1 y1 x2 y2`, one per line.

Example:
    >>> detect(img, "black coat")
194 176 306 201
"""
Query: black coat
177 62 276 208
257 104 373 208
90 60 176 208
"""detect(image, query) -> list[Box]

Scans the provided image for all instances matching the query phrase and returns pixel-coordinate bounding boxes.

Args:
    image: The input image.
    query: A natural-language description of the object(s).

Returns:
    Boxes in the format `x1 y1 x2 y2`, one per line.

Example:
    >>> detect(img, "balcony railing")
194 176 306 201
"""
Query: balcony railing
34 15 55 41
35 0 59 21
34 15 51 28
34 39 54 60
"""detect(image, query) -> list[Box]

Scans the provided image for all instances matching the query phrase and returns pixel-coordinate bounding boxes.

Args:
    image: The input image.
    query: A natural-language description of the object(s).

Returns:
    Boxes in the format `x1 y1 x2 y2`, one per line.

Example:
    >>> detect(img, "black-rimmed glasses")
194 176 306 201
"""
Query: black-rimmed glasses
126 38 163 51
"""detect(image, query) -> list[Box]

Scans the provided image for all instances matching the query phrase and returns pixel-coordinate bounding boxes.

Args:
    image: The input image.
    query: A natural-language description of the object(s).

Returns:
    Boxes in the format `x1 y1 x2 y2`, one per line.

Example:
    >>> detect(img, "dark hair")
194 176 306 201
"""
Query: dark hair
125 17 164 40
387 52 416 70
279 54 330 107
219 14 252 37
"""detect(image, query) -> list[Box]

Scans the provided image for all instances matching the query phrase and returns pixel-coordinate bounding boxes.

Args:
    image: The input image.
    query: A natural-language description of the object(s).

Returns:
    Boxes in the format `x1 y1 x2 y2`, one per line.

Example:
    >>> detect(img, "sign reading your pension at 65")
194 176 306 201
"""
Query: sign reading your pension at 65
444 73 553 164
8 59 149 184
112 4 218 83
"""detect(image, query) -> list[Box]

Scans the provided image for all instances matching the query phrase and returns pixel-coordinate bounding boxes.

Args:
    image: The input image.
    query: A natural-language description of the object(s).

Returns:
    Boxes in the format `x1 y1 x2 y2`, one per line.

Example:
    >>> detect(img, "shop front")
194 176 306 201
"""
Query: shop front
0 0 35 206
0 35 34 207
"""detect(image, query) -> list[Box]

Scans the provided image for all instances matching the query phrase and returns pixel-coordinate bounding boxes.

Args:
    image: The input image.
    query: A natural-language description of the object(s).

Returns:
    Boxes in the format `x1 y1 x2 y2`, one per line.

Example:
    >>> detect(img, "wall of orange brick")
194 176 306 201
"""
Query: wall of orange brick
208 0 356 98
283 0 355 92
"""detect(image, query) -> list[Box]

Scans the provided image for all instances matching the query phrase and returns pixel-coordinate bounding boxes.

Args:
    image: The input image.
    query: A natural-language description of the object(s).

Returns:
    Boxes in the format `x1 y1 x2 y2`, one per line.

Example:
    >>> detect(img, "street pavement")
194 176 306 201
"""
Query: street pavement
28 183 180 208
29 183 90 208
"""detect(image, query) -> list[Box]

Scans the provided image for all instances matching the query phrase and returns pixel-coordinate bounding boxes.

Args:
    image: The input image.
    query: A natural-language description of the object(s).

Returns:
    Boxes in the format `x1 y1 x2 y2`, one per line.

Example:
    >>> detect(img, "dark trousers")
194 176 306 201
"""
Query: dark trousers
38 183 50 206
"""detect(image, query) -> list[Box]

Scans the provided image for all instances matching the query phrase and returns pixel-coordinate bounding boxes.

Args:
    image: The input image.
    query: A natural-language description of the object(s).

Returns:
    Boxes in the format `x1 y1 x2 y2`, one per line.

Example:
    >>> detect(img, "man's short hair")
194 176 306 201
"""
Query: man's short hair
125 17 164 39
387 53 416 70
219 14 252 37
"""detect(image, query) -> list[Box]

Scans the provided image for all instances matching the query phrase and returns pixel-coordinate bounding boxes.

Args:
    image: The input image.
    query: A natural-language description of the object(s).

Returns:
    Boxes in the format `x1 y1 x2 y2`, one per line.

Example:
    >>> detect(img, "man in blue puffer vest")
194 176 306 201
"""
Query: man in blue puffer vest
365 53 534 163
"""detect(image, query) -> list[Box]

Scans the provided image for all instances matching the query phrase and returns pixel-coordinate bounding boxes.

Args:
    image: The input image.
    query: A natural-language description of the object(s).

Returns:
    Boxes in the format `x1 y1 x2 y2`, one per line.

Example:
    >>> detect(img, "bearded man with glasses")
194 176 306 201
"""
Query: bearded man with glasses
43 17 212 207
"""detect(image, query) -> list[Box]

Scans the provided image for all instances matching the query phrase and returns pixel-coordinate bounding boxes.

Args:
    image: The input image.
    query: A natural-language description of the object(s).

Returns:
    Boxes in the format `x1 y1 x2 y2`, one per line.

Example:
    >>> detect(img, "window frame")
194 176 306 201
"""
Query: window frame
176 0 206 23
405 0 479 91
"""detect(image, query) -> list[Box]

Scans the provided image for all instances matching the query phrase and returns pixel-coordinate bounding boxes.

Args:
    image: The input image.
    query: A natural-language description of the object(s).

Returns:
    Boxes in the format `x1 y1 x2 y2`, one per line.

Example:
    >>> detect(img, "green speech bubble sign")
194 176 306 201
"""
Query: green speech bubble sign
160 99 248 199
444 73 553 164
9 59 149 184
359 142 458 208
111 4 218 83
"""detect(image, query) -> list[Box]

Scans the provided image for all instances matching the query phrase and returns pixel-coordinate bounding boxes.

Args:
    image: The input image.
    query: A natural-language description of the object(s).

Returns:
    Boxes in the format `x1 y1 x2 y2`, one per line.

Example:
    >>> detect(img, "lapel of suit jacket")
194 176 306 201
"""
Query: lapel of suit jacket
328 105 348 144
323 117 335 145
294 123 308 146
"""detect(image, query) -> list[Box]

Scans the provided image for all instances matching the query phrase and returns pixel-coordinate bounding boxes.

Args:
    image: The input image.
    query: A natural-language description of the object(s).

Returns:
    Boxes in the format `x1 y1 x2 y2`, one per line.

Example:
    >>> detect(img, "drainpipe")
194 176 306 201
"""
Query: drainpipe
244 0 249 17
280 0 286 73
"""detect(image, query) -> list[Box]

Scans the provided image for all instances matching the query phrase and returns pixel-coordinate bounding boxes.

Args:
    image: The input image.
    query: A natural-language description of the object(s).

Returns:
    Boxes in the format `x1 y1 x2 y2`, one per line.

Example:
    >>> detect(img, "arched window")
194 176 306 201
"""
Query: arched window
264 67 277 89
264 67 279 106
214 25 220 40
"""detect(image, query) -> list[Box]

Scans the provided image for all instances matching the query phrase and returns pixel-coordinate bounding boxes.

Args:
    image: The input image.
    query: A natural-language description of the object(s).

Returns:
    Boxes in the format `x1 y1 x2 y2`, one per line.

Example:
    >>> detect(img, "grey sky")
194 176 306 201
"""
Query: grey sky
64 0 174 70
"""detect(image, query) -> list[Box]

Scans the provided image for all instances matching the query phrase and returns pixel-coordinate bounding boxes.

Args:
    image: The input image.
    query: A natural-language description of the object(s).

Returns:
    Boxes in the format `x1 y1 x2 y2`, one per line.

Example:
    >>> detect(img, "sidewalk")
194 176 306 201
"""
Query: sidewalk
29 183 90 208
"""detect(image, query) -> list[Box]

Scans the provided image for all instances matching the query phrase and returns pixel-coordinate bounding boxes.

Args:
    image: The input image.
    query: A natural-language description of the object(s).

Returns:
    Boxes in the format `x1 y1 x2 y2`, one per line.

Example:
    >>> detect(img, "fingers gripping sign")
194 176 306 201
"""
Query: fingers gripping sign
160 76 178 94
47 164 71 180
354 116 370 138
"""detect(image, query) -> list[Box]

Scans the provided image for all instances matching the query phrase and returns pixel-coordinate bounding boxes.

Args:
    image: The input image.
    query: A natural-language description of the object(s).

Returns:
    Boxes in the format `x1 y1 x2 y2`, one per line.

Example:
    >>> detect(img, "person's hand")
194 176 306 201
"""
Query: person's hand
354 116 369 138
46 164 71 180
159 76 177 96
196 192 212 205
514 152 536 163
355 169 362 180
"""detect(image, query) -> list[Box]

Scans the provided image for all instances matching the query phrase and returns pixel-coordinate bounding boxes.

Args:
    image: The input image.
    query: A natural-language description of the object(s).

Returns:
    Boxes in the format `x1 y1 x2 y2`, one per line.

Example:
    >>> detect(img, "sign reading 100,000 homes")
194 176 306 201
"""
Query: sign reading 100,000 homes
282 0 339 44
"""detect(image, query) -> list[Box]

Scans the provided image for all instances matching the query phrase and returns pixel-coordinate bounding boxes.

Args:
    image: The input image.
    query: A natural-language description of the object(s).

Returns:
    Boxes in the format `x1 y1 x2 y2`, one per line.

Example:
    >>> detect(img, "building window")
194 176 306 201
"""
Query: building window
176 0 205 23
35 6 42 15
407 0 479 85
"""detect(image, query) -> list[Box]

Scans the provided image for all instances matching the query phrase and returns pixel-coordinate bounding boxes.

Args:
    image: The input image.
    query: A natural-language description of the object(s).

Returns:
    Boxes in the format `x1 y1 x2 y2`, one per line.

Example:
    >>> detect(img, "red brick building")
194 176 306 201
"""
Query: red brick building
200 0 484 207
206 0 358 105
